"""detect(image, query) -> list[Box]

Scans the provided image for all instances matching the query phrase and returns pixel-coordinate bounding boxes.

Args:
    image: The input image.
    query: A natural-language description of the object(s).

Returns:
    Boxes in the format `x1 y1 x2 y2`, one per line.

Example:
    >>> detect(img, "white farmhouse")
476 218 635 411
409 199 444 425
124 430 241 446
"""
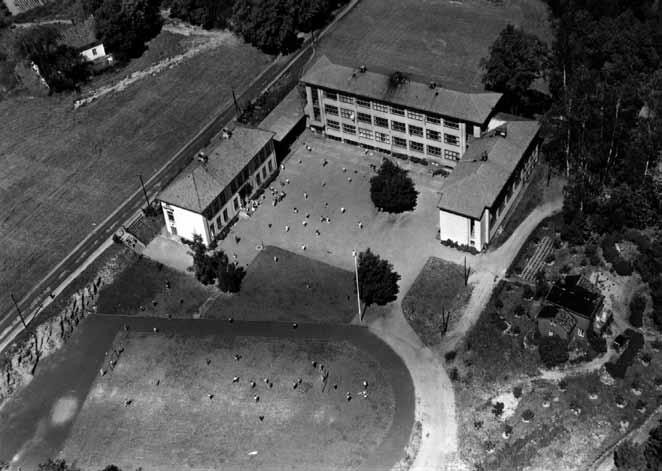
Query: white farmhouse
158 125 277 246
79 42 108 62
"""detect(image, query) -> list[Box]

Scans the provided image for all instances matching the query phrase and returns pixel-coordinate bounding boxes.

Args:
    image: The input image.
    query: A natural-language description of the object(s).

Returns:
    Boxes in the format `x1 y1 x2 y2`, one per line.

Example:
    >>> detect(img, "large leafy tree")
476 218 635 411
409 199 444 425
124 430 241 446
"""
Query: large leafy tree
645 420 662 470
13 25 89 92
481 24 548 115
169 0 235 30
369 159 418 213
231 0 299 55
94 0 162 60
614 441 647 470
537 335 568 368
357 248 400 312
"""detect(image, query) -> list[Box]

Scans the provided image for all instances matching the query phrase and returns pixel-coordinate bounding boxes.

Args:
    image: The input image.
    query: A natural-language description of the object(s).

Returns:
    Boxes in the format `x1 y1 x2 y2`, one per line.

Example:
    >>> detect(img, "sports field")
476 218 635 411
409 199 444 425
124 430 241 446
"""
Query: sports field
62 329 401 470
0 31 271 317
319 0 550 91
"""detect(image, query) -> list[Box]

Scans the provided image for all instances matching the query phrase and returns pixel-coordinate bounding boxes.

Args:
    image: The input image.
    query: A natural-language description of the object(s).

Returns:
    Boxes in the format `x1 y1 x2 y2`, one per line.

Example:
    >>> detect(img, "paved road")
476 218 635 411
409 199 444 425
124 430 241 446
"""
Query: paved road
0 44 315 353
0 316 415 470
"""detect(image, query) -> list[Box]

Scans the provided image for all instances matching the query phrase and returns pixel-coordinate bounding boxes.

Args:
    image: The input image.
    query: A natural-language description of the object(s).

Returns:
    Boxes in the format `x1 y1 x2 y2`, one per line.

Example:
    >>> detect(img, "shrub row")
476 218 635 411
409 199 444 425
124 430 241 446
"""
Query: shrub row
440 239 479 255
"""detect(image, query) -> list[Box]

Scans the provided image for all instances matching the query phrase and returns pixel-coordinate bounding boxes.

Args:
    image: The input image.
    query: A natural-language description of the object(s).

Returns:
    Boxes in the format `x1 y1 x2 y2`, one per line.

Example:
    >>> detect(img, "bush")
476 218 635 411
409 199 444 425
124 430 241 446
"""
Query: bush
440 238 479 255
624 229 651 252
630 294 647 328
449 367 460 381
444 350 457 362
521 409 534 422
523 285 534 300
216 261 246 293
495 298 504 309
514 304 526 317
369 159 418 213
513 386 523 398
614 441 647 470
613 258 633 276
587 329 607 353
538 335 569 368
492 401 505 417
545 253 555 264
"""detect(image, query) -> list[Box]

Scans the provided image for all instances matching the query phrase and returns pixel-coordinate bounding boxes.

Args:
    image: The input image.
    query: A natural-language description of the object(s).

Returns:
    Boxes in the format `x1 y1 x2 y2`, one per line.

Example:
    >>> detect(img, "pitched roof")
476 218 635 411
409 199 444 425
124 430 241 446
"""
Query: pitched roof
301 56 502 124
158 126 274 213
259 87 305 142
545 275 604 320
437 117 541 219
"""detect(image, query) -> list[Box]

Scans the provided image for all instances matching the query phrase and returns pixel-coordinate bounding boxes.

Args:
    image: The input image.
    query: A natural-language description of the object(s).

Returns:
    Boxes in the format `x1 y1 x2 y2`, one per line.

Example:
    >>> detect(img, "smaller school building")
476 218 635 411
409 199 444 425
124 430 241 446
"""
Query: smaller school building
158 125 277 245
437 114 541 249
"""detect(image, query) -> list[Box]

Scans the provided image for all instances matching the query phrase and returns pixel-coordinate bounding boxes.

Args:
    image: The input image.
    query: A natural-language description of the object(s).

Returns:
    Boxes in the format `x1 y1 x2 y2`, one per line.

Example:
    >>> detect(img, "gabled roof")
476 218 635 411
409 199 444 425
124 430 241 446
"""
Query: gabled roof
545 275 604 320
158 126 274 213
301 56 502 124
437 117 541 219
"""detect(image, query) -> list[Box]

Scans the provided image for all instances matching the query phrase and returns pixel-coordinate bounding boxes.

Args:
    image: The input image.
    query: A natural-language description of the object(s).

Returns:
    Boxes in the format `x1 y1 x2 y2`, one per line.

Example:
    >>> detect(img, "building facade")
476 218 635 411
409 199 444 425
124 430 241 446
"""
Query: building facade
158 126 277 245
301 56 502 168
437 117 541 249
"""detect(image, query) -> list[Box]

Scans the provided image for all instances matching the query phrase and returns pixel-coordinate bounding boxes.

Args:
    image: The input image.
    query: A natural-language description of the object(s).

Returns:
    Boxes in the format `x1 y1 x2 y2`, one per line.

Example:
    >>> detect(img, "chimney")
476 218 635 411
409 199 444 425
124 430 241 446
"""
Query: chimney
429 81 437 89
480 150 488 161
359 65 366 73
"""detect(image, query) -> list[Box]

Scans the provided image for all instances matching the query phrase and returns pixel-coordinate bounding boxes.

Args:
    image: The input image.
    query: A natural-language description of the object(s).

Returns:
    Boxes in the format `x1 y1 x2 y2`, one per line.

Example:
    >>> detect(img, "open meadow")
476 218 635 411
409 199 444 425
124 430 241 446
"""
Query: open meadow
0 29 271 317
61 326 412 471
318 0 551 91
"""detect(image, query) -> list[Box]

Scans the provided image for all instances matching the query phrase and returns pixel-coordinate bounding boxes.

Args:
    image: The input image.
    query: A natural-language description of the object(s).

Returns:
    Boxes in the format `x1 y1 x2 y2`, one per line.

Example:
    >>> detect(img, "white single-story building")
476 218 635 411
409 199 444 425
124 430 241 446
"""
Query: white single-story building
79 42 109 62
437 114 541 249
158 125 277 246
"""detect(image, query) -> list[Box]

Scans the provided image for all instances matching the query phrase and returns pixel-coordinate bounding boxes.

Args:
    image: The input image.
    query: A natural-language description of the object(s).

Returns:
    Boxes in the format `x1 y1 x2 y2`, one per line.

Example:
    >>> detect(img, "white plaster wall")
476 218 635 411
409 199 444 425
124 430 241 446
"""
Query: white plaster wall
81 44 106 62
439 210 470 245
162 202 209 245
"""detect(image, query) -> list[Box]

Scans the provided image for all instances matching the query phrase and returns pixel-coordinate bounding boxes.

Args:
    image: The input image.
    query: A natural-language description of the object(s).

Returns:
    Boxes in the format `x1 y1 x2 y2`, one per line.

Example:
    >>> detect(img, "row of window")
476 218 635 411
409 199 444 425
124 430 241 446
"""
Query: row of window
322 91 460 128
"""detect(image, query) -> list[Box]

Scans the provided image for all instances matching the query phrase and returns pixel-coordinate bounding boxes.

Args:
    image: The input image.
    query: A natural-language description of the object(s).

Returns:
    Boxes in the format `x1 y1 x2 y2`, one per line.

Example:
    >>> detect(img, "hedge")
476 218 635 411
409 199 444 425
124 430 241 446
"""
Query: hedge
440 239 479 255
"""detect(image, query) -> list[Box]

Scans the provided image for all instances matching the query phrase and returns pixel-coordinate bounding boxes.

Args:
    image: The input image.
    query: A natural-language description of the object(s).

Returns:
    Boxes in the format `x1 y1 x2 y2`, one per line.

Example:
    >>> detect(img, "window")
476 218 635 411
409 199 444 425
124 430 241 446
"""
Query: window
233 197 239 211
427 145 442 156
262 166 267 180
313 106 321 121
324 104 338 116
358 128 373 139
339 93 354 104
166 209 175 223
256 171 262 185
444 134 459 146
92 48 97 56
373 102 389 112
357 112 372 124
374 116 389 128
216 215 223 227
209 222 215 235
393 136 407 148
426 114 441 125
444 117 460 129
328 134 341 141
408 125 423 137
357 98 371 108
311 87 319 105
340 108 354 120
390 106 405 116
323 90 337 100
222 208 228 222
407 110 424 121
410 141 424 153
268 159 273 172
577 328 585 338
342 123 356 134
426 129 441 141
344 138 359 146
375 132 390 144
327 119 340 130
391 120 406 132
444 149 460 161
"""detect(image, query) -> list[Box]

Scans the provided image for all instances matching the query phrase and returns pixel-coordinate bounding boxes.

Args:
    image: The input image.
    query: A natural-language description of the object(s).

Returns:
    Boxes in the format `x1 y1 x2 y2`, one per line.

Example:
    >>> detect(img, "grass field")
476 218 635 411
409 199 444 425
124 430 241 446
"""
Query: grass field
0 30 271 318
96 254 214 318
402 257 472 345
208 246 357 323
318 0 551 91
62 330 396 470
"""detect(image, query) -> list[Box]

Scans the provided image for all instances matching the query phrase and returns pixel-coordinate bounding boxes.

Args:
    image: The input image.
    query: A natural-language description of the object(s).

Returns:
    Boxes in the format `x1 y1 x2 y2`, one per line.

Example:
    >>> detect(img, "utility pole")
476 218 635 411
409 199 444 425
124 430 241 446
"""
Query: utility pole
10 293 40 374
138 175 150 208
10 293 28 330
232 88 242 115
352 250 362 322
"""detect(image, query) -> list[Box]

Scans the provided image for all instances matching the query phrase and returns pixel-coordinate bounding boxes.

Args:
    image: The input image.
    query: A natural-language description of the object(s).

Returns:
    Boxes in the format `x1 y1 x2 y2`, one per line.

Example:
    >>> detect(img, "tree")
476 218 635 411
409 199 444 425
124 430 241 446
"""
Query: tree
216 260 246 293
169 0 235 30
614 441 647 470
231 0 299 55
645 420 662 470
0 0 12 30
190 235 218 285
369 159 418 213
94 0 163 60
538 335 569 368
357 248 400 312
481 24 548 115
99 467 123 471
13 26 89 92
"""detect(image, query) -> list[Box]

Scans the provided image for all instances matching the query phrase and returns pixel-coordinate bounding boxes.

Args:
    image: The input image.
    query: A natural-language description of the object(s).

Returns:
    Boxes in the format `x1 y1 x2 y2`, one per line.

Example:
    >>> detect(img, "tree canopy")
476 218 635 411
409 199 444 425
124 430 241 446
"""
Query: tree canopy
357 248 400 311
189 235 245 292
94 0 163 60
537 335 568 368
169 0 235 30
13 25 89 92
369 159 418 213
481 24 548 114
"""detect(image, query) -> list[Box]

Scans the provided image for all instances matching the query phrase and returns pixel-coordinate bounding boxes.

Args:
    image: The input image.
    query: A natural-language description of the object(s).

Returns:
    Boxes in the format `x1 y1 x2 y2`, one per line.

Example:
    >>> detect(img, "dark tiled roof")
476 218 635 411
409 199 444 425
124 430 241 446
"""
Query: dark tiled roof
437 117 541 219
545 275 604 320
301 56 502 124
158 126 274 213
